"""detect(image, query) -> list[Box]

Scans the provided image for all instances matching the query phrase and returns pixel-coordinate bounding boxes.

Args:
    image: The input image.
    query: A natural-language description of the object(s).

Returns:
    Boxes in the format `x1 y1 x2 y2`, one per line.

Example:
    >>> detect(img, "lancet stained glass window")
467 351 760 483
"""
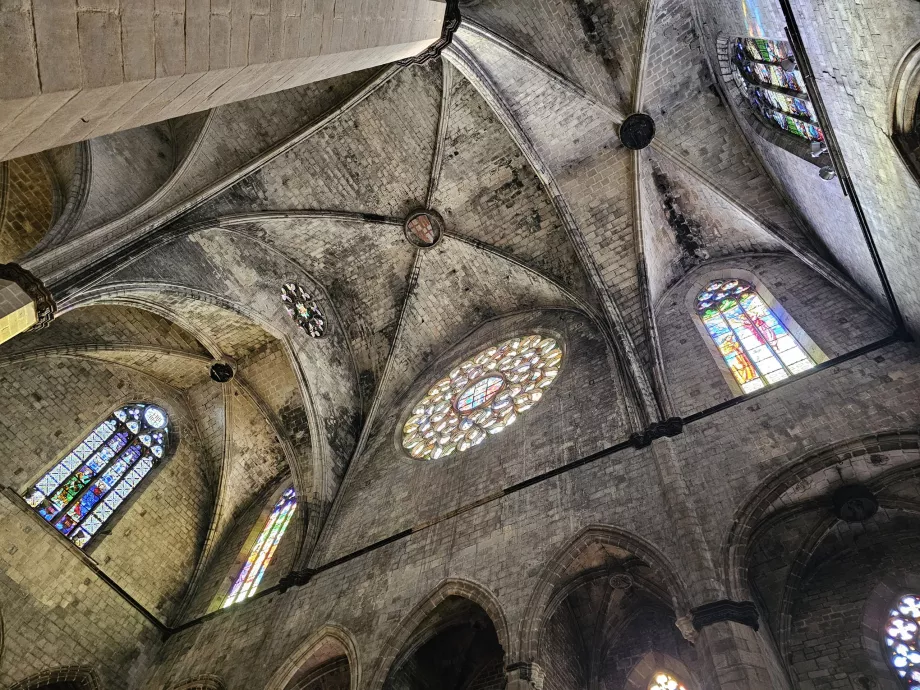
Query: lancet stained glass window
696 279 815 394
23 403 169 548
885 594 920 689
730 37 824 142
649 672 688 690
224 487 297 607
402 334 563 461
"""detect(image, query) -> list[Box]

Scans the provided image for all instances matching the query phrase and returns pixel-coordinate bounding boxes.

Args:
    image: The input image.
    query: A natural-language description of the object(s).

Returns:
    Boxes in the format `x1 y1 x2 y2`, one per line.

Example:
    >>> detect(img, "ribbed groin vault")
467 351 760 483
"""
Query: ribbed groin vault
0 1 919 689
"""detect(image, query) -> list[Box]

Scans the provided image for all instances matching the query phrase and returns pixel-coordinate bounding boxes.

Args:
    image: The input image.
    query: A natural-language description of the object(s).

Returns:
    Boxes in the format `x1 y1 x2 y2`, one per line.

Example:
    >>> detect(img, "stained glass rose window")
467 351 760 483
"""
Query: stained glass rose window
282 282 326 338
885 594 920 689
402 334 563 460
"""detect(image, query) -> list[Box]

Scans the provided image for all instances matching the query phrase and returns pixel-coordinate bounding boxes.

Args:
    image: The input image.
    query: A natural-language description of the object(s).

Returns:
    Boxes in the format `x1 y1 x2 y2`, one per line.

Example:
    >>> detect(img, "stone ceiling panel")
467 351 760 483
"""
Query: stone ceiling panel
195 62 442 220
430 65 597 306
460 0 646 111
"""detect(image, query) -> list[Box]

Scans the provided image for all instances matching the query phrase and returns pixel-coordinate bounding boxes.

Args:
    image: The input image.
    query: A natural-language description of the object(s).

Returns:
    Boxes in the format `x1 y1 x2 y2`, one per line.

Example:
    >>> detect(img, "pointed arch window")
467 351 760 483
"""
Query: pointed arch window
23 403 170 548
696 279 816 394
730 37 824 143
885 594 920 689
650 672 688 690
223 487 297 607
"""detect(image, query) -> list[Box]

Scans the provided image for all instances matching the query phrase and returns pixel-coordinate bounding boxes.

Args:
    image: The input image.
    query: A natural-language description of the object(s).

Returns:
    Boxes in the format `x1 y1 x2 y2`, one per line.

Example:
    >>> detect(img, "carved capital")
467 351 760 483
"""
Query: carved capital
0 263 56 329
506 662 545 690
690 599 760 632
397 0 461 67
675 614 699 644
629 417 684 449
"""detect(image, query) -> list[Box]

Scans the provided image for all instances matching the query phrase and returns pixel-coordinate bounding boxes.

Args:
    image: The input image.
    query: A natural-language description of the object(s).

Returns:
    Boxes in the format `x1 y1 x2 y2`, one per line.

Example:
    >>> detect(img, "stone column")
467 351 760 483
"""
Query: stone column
0 263 55 345
505 662 544 690
0 0 450 161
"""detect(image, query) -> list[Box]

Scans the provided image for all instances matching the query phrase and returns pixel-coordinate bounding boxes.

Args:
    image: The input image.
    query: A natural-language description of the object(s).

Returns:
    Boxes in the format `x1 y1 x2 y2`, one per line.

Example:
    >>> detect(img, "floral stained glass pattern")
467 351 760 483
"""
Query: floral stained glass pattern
731 37 824 142
23 403 169 548
886 594 920 690
281 282 326 338
649 672 687 690
697 279 815 394
402 335 563 461
224 488 297 608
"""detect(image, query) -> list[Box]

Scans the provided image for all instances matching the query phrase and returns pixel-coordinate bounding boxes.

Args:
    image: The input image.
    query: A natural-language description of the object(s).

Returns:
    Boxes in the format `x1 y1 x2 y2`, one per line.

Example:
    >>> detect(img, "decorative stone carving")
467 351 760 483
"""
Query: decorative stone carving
397 0 461 67
690 599 760 631
403 209 444 248
0 262 56 329
209 362 235 383
675 614 699 644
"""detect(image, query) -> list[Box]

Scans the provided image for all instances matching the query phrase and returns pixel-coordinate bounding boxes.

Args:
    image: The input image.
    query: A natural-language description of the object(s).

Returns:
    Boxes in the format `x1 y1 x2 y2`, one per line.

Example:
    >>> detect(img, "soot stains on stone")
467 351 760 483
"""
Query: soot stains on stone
651 163 709 271
574 0 626 99
278 400 312 452
324 405 361 478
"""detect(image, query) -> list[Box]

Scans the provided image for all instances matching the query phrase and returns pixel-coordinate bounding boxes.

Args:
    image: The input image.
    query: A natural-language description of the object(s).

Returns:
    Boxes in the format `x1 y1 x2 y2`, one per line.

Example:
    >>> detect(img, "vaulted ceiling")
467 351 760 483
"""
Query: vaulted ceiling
0 0 895 623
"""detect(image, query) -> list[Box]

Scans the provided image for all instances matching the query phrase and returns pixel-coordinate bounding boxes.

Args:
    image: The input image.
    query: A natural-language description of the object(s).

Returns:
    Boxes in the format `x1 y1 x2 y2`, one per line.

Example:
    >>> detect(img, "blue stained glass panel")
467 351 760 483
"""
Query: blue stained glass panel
24 404 169 549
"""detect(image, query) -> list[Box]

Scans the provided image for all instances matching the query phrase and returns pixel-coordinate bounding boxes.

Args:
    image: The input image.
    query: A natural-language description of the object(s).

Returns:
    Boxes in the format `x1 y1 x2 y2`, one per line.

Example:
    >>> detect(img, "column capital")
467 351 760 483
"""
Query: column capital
505 662 545 690
0 263 56 329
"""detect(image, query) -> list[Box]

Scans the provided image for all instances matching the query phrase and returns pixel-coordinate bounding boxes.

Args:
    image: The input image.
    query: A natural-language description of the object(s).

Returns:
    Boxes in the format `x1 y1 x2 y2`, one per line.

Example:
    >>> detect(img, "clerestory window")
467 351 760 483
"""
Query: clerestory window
696 279 818 394
649 672 688 690
223 487 297 607
730 37 824 143
23 403 170 548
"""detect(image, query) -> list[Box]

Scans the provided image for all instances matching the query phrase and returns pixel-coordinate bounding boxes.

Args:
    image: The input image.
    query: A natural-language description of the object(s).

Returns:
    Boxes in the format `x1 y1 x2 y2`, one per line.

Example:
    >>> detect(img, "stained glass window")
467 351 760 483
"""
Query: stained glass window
23 403 169 548
223 487 297 607
696 279 816 394
885 594 920 690
402 334 563 460
730 37 824 142
649 672 687 690
282 282 326 338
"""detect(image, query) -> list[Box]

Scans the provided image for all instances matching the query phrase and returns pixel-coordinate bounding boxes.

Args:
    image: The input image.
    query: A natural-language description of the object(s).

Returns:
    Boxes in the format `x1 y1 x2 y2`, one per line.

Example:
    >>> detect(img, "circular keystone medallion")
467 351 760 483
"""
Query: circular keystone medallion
404 210 443 248
210 362 235 383
832 484 879 522
619 113 656 150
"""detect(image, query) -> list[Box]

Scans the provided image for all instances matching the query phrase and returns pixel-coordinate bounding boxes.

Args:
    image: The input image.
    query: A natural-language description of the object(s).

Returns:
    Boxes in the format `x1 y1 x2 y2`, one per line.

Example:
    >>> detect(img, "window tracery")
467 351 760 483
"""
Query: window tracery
649 672 687 690
402 334 563 460
696 279 815 394
23 403 169 548
282 282 326 338
730 37 824 142
224 487 297 607
885 594 920 689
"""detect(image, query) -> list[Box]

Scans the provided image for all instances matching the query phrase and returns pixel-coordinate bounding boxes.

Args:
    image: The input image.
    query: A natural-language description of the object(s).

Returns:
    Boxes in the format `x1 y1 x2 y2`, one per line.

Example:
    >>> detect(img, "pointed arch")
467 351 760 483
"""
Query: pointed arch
518 525 690 661
367 578 511 690
721 430 920 600
264 624 361 690
7 666 102 690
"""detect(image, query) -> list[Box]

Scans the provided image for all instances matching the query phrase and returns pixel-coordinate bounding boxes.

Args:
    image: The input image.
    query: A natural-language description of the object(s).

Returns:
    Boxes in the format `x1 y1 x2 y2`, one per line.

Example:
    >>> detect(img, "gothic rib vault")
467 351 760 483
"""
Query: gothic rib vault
0 0 919 688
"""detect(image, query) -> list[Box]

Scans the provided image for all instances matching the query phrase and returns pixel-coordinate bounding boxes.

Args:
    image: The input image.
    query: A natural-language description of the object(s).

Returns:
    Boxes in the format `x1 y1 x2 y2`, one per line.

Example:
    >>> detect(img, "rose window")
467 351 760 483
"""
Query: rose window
886 594 920 689
281 282 326 338
402 334 563 460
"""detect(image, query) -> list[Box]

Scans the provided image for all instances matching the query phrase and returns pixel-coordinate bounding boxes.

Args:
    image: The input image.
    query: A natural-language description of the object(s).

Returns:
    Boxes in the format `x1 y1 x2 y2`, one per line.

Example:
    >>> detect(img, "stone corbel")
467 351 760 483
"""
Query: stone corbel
629 417 684 449
0 262 56 330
